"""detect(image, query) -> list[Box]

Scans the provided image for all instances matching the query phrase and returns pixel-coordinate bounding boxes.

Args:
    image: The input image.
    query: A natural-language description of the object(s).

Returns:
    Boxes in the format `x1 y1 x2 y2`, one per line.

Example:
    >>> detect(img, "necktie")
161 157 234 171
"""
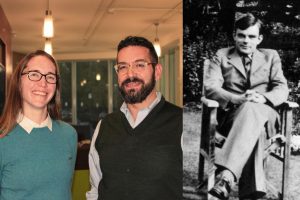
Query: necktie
243 56 251 75
243 56 251 87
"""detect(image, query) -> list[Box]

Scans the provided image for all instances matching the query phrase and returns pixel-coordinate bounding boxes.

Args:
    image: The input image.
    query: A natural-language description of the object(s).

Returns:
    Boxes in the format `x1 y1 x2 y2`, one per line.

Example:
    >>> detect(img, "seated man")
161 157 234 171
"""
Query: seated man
205 13 289 199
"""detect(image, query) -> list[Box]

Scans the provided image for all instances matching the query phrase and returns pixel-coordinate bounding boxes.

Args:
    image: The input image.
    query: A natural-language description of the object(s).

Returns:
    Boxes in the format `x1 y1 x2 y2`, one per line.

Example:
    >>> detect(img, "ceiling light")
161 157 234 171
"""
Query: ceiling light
96 73 101 81
43 0 54 38
44 38 53 55
153 23 161 57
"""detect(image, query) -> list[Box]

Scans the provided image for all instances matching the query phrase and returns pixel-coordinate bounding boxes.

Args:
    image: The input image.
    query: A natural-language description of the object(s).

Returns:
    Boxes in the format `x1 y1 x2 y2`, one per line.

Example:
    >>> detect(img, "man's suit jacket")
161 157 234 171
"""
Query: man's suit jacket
205 47 289 109
204 47 289 197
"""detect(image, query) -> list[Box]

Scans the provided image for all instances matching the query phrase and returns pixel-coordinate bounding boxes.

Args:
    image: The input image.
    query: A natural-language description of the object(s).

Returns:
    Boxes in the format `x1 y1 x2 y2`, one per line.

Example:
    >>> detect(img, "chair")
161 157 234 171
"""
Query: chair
71 124 92 200
198 59 299 199
71 123 93 141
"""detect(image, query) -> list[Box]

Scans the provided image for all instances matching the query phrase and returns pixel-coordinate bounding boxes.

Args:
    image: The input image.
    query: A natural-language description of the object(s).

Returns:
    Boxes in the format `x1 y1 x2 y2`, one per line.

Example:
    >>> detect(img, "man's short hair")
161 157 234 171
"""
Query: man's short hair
234 13 263 34
117 36 158 64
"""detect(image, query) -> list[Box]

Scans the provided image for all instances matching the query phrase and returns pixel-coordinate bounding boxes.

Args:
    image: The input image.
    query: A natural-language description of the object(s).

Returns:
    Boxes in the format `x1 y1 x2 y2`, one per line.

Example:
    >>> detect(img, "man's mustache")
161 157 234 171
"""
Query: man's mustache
121 77 144 87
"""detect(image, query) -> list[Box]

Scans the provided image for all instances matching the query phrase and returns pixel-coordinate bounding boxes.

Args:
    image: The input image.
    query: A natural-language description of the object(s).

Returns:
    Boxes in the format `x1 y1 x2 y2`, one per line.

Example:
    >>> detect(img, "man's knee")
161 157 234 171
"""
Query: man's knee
234 102 259 118
238 102 274 115
232 102 273 125
239 102 259 111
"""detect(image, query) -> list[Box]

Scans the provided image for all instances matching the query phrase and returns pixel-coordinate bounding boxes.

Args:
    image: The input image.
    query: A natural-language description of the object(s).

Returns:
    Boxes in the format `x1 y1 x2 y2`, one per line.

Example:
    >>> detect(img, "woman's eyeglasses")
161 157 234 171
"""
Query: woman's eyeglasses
21 71 58 84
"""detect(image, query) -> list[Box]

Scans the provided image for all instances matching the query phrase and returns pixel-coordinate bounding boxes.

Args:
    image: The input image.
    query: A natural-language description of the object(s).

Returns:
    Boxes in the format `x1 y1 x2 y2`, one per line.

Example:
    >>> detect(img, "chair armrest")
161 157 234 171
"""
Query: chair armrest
278 101 299 109
201 97 219 108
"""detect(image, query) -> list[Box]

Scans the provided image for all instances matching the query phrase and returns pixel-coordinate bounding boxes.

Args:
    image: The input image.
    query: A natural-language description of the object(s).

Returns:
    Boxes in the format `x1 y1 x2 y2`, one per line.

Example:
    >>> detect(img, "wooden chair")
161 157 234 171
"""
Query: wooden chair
198 96 219 200
198 59 299 199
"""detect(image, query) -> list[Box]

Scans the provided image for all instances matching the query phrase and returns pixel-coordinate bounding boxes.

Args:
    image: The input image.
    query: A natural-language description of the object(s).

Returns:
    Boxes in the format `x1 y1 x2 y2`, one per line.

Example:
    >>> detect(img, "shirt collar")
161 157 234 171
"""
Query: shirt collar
246 53 253 61
238 51 253 60
17 113 53 134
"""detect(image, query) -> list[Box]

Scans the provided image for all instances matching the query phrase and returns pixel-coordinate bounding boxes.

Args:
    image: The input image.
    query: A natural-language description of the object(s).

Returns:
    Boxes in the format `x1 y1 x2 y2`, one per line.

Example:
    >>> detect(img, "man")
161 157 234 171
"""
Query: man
86 36 182 200
205 13 289 199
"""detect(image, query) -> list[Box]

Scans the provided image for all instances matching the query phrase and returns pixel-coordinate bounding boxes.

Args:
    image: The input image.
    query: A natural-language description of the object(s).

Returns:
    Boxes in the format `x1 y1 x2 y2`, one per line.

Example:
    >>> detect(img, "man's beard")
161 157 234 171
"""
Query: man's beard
119 72 156 104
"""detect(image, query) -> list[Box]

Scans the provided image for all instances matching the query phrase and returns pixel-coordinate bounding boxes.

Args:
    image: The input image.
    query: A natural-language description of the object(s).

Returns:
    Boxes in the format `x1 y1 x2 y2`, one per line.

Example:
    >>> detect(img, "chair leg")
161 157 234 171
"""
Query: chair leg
207 161 216 192
281 108 292 200
281 135 290 200
198 153 206 188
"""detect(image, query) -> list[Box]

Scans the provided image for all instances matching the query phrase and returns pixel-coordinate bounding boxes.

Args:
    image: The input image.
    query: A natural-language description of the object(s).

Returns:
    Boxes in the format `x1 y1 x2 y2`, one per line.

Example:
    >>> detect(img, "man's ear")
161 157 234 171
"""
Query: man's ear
232 31 236 41
154 63 162 81
258 34 263 45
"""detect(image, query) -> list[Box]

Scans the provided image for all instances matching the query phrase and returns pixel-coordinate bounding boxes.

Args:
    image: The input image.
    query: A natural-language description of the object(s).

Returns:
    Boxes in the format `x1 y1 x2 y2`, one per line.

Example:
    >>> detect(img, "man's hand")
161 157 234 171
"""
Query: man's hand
245 90 267 103
230 90 267 106
231 94 247 105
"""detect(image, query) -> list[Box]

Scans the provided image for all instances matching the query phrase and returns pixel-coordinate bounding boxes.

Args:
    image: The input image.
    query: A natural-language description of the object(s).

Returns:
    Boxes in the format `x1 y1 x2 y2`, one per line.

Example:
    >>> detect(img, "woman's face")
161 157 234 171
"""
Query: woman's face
20 55 57 114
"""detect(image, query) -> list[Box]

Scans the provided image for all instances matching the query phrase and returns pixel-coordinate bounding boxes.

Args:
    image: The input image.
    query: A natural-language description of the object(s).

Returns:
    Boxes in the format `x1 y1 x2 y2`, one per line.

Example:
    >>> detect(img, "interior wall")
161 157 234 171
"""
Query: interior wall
12 51 26 70
0 5 12 90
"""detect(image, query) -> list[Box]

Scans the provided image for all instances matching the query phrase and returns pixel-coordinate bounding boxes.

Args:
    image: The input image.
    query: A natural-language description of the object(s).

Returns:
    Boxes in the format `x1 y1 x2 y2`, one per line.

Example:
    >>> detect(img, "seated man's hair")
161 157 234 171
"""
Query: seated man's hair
234 13 263 34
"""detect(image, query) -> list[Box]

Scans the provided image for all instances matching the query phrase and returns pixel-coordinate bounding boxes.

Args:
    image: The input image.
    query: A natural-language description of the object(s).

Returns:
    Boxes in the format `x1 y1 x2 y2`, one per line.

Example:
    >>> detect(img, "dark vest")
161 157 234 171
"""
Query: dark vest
95 97 182 200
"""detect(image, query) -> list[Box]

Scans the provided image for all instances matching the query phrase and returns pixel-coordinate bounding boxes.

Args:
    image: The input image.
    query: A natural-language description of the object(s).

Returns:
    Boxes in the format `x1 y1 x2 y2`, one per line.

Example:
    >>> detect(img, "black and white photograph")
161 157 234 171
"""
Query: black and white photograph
0 1 182 200
183 0 300 199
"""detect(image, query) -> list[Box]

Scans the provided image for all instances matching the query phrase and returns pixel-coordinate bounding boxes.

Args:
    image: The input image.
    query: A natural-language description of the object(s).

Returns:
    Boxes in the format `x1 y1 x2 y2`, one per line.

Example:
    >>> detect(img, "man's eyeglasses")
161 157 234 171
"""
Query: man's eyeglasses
114 60 156 74
21 71 58 84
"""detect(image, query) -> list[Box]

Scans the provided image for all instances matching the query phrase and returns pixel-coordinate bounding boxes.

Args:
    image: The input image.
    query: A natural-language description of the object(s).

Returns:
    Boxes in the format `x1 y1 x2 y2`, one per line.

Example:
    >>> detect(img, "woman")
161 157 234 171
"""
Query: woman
0 50 77 200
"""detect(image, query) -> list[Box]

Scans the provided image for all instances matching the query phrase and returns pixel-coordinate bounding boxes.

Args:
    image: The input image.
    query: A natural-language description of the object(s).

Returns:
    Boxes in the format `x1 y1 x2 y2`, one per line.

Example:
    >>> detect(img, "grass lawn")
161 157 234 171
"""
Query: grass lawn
183 109 300 200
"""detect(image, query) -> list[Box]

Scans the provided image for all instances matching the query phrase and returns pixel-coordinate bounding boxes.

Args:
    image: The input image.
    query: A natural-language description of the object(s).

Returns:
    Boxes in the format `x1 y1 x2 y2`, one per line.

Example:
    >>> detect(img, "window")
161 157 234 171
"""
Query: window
76 61 108 128
112 66 123 112
59 61 72 123
157 46 180 105
58 59 122 130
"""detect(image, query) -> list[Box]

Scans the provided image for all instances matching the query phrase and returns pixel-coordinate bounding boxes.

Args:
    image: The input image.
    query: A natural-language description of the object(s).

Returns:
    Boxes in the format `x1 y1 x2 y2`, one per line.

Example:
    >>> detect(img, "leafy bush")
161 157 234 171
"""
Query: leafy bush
183 1 300 131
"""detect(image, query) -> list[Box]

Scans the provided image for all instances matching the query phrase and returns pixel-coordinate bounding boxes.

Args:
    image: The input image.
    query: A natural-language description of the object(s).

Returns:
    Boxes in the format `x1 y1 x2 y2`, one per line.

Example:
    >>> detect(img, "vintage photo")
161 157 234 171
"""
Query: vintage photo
183 0 300 199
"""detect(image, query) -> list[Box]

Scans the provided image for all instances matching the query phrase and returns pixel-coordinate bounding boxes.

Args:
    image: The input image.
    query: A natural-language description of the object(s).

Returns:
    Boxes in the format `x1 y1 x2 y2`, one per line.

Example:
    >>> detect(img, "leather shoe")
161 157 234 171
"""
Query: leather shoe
208 177 231 199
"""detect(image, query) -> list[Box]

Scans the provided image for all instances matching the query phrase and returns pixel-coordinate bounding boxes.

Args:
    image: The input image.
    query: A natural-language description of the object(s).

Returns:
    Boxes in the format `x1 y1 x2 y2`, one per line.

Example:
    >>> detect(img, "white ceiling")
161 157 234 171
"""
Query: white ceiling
0 0 182 59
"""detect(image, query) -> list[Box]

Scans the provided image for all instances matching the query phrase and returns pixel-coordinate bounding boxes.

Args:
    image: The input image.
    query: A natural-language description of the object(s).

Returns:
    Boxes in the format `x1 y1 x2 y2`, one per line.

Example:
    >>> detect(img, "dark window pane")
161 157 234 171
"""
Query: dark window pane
112 63 123 112
58 61 72 123
77 60 108 128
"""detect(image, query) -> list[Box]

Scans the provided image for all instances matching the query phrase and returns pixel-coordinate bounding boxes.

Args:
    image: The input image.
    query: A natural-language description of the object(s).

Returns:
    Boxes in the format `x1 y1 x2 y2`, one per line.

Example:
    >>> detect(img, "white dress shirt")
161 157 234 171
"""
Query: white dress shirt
86 92 162 200
17 113 53 134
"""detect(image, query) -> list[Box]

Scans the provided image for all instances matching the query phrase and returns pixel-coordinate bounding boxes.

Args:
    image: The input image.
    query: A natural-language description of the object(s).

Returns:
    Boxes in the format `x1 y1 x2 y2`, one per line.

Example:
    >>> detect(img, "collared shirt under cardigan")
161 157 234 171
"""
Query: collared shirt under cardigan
17 113 53 133
0 113 77 200
86 92 162 200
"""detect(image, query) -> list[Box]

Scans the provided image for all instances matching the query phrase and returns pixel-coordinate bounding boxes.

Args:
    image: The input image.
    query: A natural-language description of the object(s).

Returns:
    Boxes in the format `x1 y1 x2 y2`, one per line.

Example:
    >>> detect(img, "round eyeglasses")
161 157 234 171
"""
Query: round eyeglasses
21 71 58 84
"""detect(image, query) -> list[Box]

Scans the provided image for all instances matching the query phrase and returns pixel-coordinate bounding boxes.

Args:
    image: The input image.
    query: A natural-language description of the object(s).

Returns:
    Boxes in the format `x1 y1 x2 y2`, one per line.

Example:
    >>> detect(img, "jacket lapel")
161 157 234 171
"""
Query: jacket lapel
227 49 247 78
251 50 266 73
227 49 266 78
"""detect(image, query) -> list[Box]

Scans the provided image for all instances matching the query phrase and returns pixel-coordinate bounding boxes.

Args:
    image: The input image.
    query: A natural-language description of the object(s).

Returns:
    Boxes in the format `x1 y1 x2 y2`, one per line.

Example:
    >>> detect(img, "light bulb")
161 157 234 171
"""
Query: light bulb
44 39 52 55
153 38 161 57
43 10 54 38
96 73 101 81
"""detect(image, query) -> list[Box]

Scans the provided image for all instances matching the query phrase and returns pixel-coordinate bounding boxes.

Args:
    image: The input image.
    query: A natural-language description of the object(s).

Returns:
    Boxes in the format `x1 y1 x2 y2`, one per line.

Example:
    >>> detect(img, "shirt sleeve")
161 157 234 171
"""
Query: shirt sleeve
262 50 289 106
86 121 102 200
205 51 241 109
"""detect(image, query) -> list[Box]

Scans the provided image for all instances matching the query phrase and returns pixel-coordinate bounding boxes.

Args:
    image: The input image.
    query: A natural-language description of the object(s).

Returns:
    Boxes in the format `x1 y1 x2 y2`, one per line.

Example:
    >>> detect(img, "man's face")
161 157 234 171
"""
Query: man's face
116 46 161 104
233 24 263 55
